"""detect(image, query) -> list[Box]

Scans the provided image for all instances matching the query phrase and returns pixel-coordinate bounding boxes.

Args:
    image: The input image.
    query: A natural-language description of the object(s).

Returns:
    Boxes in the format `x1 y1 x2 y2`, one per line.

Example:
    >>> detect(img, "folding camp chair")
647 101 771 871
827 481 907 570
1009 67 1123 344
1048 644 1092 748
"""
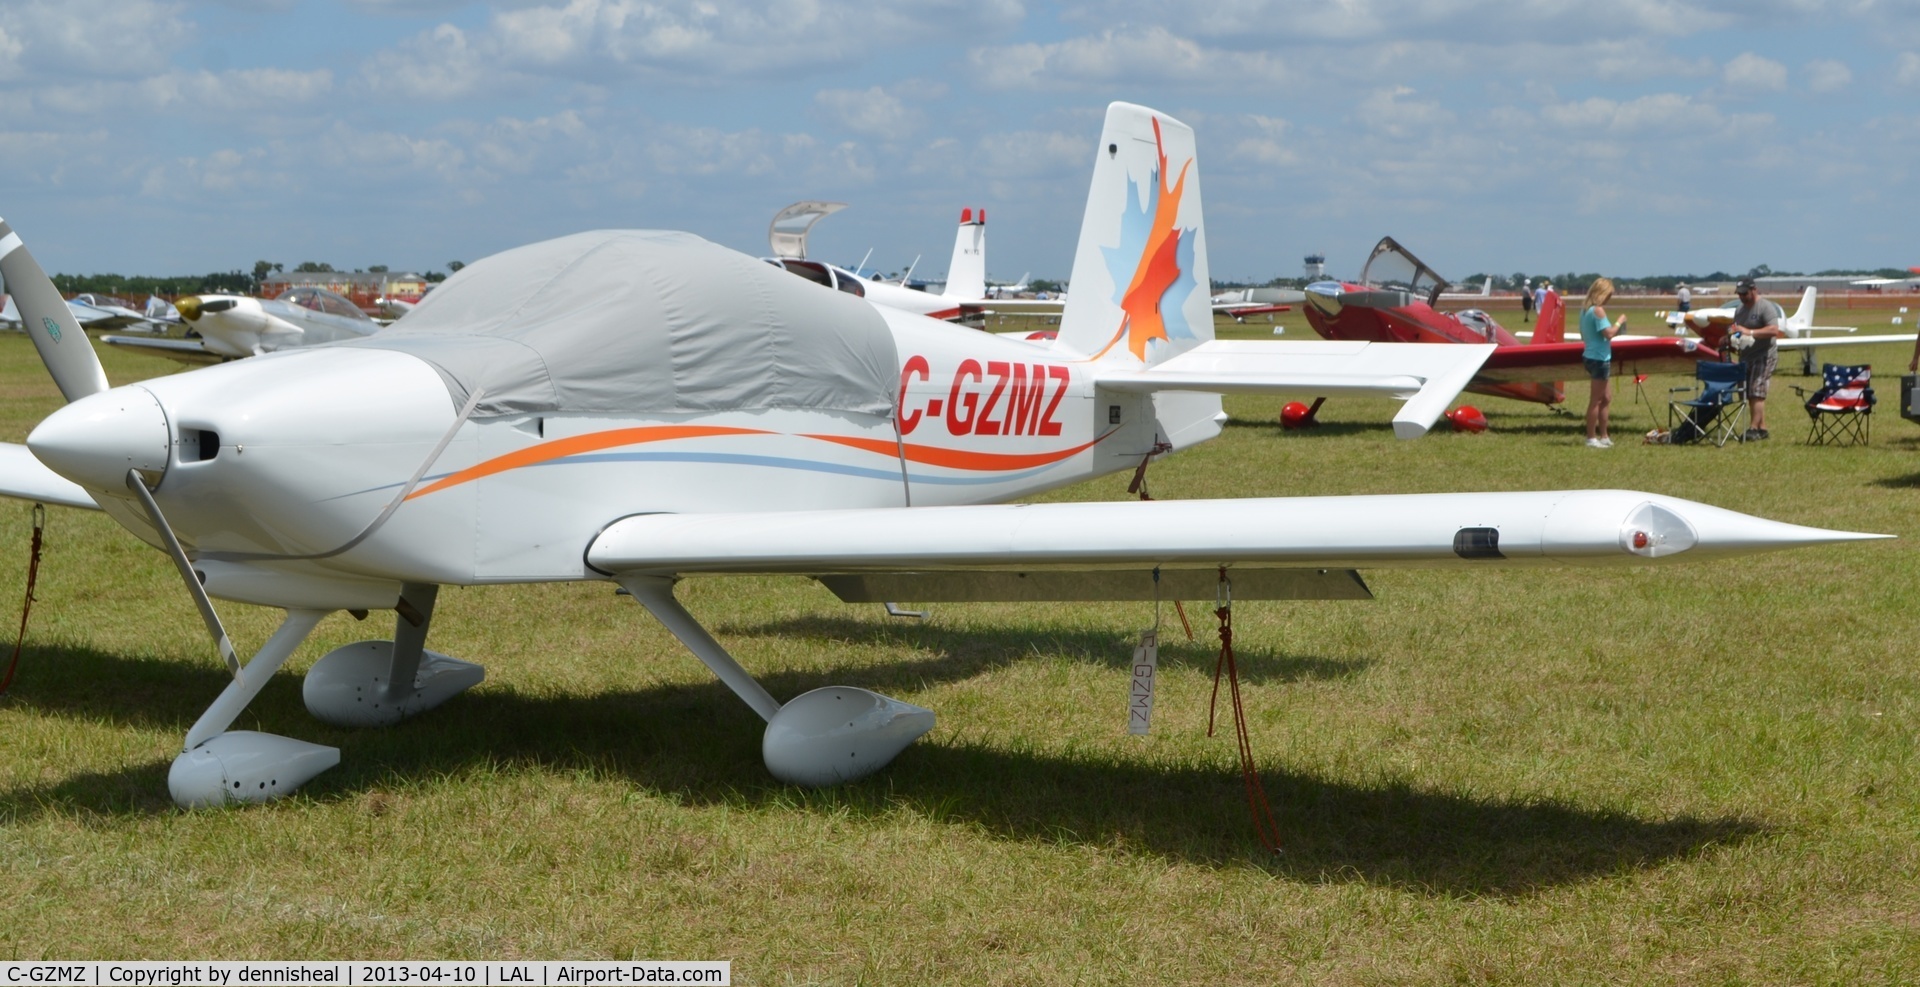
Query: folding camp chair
1792 363 1874 446
1666 361 1748 447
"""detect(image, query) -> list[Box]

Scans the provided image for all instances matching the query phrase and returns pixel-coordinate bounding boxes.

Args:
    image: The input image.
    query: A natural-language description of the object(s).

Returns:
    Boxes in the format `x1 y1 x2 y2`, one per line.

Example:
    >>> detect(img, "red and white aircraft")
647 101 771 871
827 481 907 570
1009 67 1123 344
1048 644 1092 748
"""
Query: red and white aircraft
1303 238 1721 406
0 104 1878 808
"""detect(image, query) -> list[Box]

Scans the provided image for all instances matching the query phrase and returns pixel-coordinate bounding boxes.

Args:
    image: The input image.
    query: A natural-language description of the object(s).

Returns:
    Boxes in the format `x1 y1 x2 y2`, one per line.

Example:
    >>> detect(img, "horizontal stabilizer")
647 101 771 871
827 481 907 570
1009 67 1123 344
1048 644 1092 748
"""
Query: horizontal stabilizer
819 568 1371 602
0 442 98 510
1092 339 1493 439
587 490 1885 578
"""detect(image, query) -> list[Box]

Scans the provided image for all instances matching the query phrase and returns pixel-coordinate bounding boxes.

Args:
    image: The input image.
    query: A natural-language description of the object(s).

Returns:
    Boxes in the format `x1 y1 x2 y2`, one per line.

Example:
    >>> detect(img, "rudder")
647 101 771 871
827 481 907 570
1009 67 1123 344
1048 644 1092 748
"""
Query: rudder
1052 103 1211 366
945 208 986 301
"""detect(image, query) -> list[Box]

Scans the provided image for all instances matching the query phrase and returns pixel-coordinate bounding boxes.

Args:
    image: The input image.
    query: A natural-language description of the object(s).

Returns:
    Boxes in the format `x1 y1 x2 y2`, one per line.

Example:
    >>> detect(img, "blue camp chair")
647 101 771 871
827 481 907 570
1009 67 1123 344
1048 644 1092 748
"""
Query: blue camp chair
1666 361 1748 447
1792 363 1874 446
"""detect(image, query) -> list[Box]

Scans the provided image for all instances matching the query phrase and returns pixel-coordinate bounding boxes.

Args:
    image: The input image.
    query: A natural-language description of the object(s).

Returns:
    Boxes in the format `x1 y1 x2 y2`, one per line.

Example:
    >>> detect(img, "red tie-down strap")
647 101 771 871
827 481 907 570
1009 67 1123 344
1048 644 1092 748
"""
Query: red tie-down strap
2 504 46 697
1207 567 1282 853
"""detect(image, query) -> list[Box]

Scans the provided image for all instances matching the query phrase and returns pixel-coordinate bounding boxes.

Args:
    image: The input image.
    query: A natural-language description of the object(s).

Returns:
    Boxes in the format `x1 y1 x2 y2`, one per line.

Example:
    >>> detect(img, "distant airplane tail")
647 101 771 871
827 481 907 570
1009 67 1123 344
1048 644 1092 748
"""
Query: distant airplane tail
1532 290 1566 345
945 208 986 301
1786 286 1816 334
1052 103 1211 367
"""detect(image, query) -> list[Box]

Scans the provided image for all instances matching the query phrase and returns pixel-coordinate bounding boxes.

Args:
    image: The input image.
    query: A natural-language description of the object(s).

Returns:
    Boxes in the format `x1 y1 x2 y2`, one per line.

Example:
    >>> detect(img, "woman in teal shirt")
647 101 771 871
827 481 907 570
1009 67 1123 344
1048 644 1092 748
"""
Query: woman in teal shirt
1579 277 1627 448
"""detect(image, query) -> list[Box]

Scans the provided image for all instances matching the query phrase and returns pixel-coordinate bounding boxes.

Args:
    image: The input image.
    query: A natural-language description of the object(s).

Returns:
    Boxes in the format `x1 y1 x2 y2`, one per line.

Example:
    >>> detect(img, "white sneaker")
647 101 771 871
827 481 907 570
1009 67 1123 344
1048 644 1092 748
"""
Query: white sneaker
1598 437 1613 448
1586 438 1605 448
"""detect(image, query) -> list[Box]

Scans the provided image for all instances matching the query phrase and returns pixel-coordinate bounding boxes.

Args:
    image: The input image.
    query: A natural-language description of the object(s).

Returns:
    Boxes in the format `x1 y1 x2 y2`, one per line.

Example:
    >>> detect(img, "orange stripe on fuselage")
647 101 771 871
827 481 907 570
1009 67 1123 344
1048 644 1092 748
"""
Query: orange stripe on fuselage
406 424 772 500
800 430 1115 471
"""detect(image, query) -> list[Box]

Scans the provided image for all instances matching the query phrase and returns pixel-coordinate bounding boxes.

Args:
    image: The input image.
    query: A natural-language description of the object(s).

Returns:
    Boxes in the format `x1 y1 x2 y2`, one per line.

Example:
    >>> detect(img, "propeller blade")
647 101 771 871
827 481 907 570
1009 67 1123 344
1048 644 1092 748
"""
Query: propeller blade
124 468 242 679
0 217 109 402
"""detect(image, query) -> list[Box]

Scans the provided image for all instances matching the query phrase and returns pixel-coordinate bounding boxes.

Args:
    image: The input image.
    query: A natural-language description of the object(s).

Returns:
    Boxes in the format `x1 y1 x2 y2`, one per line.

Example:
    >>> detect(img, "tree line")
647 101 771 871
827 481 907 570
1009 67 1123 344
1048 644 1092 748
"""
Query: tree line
48 260 461 298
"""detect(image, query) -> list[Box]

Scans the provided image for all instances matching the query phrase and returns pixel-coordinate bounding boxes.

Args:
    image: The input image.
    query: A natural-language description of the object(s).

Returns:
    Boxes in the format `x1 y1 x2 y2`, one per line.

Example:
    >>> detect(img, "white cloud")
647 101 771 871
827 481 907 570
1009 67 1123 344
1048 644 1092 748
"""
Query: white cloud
1804 59 1851 92
1228 114 1296 166
968 26 1285 90
363 0 1027 99
1067 0 1737 46
813 86 922 139
29 68 332 116
1354 86 1452 139
1898 52 1920 86
1539 93 1711 135
4 0 188 79
1722 52 1788 92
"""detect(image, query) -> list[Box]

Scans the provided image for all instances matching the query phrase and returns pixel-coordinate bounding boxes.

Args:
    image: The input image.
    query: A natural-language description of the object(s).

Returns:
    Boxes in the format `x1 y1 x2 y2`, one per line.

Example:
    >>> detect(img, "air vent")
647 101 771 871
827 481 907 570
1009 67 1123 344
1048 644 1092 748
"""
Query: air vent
1453 527 1503 559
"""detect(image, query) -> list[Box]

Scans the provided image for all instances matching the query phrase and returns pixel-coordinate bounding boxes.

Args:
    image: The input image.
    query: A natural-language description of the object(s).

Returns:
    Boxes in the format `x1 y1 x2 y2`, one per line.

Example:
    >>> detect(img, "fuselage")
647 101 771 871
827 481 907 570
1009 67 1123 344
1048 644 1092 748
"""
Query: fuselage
28 307 1173 607
1302 281 1564 405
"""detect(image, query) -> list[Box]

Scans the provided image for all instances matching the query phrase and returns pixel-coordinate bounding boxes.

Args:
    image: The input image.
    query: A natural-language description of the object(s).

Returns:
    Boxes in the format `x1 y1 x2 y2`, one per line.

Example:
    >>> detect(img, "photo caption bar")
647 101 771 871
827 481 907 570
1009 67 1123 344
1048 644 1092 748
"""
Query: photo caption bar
0 962 729 986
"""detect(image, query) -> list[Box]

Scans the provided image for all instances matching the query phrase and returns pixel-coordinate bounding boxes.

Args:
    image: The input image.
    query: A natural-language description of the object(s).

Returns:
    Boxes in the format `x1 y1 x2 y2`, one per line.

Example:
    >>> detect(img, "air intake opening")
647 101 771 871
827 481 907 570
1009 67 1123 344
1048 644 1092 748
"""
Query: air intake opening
193 429 220 462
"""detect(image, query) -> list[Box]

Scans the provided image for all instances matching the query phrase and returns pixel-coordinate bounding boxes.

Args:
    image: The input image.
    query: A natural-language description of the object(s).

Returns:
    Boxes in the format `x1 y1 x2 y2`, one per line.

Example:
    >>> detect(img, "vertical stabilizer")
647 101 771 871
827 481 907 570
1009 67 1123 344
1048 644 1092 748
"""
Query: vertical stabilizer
1787 286 1816 333
1533 289 1566 345
945 208 986 301
1053 103 1211 366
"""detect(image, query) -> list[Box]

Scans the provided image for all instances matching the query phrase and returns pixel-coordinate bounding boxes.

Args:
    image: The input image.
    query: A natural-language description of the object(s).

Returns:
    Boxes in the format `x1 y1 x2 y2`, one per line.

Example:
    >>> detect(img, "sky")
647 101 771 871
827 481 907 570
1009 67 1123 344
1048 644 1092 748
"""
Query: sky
1 0 1917 287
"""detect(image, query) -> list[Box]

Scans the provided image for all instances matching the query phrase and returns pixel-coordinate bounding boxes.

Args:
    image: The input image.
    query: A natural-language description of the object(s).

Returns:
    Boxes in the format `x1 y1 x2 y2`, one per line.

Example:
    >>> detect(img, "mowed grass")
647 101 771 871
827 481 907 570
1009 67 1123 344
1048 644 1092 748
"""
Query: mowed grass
2 311 1919 982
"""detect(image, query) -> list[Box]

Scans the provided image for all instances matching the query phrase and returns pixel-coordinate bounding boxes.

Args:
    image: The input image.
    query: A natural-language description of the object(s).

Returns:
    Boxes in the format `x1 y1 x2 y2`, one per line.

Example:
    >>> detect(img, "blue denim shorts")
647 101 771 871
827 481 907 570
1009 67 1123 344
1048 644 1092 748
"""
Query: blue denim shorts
1584 358 1611 380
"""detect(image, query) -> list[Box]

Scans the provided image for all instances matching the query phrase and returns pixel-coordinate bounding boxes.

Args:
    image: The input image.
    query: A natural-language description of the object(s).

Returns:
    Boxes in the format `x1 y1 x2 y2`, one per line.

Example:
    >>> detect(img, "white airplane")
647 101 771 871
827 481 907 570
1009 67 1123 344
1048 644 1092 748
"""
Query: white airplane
767 202 1011 322
987 272 1030 298
2 293 141 331
0 103 1880 810
100 286 383 363
1439 278 1493 300
1664 286 1915 372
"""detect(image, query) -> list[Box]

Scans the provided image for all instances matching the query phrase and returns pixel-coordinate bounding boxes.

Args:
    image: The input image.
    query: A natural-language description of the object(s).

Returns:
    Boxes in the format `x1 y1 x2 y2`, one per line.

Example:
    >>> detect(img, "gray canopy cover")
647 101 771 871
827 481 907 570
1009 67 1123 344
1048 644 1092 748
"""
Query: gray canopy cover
343 230 900 420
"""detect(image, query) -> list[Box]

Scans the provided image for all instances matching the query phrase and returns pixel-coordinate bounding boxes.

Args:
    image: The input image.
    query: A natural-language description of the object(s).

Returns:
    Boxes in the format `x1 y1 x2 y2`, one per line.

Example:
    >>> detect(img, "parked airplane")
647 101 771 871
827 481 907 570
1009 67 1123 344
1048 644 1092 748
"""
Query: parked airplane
1439 277 1493 300
987 273 1030 298
767 202 1011 322
1664 286 1916 374
3 293 146 331
0 103 1875 810
100 286 382 363
1303 237 1719 406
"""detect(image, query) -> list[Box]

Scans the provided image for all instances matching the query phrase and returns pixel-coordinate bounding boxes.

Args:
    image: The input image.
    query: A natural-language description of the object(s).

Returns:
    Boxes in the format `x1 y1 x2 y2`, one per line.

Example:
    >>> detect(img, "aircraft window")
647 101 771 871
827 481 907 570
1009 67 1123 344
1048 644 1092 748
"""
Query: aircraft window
828 266 866 297
778 260 835 289
279 287 371 321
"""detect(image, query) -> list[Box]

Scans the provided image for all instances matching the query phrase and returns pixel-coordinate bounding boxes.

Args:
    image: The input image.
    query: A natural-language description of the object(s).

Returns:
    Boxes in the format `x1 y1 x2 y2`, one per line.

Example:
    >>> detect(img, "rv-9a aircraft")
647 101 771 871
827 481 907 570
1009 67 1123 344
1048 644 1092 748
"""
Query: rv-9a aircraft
0 104 1880 808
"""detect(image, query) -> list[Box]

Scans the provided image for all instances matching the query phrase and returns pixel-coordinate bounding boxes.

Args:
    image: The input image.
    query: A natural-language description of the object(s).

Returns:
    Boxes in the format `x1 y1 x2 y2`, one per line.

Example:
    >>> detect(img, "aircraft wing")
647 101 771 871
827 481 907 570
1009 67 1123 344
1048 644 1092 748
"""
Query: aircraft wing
0 442 99 510
1475 338 1719 383
99 334 226 364
1093 339 1493 439
1775 333 1917 351
967 298 1066 314
586 491 1881 595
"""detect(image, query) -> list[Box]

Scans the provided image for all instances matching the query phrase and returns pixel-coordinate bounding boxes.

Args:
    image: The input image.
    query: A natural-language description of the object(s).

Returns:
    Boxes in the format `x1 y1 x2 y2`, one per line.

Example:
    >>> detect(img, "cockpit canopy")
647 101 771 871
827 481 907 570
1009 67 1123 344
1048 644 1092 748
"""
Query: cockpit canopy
277 287 372 321
1358 237 1450 299
765 258 867 298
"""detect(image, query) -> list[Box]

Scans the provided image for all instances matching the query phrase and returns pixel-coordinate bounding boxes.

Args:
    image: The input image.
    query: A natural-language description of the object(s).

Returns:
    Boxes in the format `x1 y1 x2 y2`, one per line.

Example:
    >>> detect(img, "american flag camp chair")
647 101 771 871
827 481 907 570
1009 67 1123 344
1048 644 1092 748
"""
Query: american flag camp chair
1666 360 1748 447
1793 363 1874 447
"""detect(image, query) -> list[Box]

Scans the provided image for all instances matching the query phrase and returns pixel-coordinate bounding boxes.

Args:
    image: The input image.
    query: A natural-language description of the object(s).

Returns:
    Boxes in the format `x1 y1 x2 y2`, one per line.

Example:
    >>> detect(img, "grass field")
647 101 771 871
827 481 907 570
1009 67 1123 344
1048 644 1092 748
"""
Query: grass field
2 310 1918 983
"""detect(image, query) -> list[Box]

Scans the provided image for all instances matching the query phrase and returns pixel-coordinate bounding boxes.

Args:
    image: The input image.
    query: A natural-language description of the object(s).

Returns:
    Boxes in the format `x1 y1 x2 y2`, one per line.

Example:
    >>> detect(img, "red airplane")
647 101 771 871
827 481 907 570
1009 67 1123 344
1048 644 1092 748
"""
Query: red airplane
1301 237 1719 406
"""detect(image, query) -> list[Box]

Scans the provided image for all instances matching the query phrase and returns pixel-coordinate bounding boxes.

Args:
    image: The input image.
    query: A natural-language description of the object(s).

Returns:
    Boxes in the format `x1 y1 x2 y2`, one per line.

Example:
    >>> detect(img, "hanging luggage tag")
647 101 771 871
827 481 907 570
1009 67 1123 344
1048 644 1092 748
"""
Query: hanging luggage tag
1128 627 1159 735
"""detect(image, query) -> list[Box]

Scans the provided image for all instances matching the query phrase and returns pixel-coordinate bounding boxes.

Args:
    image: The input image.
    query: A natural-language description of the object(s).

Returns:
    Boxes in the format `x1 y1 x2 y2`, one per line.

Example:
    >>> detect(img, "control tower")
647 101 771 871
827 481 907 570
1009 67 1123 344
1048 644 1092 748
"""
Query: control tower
1304 253 1326 280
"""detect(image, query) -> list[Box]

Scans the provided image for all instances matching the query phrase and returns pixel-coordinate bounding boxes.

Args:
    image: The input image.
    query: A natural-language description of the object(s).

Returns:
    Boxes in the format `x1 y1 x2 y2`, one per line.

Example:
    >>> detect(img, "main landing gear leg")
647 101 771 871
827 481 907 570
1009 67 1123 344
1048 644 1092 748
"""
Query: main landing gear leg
618 574 934 786
303 582 485 729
